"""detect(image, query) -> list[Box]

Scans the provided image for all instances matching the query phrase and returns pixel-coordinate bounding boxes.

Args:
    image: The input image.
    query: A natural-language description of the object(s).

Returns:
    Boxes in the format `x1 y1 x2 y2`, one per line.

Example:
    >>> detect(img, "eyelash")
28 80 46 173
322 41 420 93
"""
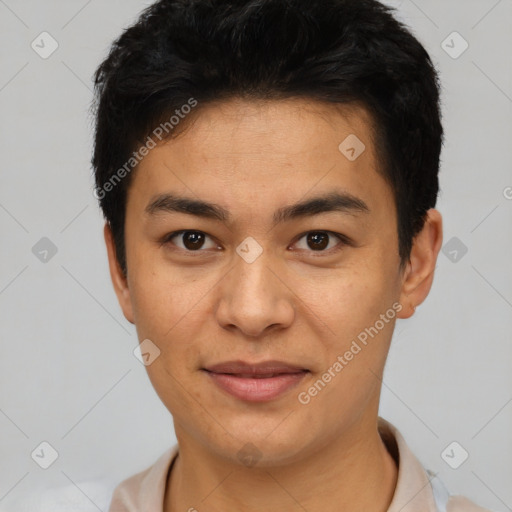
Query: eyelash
160 230 351 255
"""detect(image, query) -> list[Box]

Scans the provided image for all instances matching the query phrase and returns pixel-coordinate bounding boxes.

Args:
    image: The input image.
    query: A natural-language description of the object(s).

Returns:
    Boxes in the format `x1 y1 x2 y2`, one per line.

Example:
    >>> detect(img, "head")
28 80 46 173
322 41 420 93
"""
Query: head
92 0 443 465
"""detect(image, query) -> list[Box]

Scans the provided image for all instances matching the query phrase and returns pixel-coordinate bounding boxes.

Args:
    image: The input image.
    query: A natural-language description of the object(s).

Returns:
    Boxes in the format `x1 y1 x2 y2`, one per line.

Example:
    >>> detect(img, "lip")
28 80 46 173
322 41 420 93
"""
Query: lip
203 360 309 402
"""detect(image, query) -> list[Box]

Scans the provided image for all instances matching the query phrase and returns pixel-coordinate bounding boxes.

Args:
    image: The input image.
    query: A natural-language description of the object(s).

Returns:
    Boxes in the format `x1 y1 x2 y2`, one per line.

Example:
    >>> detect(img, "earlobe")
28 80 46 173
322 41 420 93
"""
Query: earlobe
104 223 135 324
397 209 443 319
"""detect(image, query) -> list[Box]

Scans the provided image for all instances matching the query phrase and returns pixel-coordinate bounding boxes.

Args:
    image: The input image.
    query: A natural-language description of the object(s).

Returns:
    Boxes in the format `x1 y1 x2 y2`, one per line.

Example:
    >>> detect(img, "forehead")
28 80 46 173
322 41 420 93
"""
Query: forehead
127 98 394 223
164 98 377 166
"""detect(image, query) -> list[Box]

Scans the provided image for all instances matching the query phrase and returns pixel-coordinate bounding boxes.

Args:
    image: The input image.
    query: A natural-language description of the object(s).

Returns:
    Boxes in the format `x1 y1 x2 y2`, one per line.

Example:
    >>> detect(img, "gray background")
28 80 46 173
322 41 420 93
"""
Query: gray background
0 0 511 510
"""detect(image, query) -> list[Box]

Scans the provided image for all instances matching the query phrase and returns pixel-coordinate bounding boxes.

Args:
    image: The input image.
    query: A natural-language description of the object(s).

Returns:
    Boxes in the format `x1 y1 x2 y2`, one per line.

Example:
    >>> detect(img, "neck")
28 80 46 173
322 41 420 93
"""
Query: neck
165 417 398 512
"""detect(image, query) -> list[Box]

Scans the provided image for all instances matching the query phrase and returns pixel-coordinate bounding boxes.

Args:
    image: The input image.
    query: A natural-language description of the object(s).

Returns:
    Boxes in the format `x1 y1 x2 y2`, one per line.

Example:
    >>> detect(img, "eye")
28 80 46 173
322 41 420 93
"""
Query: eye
293 231 346 252
165 231 219 251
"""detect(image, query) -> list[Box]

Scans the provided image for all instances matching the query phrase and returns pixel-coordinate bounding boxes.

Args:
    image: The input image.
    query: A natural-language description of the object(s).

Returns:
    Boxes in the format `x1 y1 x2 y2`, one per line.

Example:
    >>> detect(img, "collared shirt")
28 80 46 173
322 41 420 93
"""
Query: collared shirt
107 418 491 512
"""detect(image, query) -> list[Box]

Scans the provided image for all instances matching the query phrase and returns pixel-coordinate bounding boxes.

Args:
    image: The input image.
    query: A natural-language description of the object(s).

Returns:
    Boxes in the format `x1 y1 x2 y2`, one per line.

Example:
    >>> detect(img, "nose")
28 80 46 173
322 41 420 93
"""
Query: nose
215 252 295 339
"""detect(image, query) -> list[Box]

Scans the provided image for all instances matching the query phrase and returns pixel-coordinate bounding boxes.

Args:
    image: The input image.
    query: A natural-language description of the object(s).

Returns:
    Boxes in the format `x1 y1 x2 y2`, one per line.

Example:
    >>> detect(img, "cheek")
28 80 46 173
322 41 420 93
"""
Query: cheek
295 274 397 424
127 244 202 332
127 261 220 374
292 264 399 399
130 270 209 408
295 265 391 333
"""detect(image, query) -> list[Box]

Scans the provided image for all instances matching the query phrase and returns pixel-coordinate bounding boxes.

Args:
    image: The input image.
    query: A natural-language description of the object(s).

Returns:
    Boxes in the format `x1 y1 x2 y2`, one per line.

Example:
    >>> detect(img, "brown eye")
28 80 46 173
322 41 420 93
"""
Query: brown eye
306 232 330 251
167 231 218 251
182 231 205 250
293 231 346 253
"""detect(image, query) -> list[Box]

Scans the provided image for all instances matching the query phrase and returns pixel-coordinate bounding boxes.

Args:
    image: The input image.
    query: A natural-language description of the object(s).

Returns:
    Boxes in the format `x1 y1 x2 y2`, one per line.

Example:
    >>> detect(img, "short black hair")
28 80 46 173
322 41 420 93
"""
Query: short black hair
92 0 443 275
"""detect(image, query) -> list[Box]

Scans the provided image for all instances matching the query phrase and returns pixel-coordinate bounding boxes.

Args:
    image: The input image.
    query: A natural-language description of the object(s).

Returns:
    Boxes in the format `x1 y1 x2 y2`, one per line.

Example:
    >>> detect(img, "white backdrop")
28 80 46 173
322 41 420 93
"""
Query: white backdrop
0 0 511 510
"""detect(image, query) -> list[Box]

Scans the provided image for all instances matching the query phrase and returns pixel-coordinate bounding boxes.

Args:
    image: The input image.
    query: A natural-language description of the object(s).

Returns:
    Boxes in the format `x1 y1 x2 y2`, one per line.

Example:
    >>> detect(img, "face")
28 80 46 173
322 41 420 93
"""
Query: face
106 98 440 466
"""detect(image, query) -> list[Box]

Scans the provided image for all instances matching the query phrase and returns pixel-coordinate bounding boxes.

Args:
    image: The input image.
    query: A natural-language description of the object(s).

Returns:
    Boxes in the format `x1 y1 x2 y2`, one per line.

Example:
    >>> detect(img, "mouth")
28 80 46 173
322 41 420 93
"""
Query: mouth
202 360 310 402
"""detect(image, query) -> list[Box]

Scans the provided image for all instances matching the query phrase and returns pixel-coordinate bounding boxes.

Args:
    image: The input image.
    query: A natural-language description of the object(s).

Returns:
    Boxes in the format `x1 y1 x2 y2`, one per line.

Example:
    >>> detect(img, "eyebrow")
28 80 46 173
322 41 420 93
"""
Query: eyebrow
145 192 370 225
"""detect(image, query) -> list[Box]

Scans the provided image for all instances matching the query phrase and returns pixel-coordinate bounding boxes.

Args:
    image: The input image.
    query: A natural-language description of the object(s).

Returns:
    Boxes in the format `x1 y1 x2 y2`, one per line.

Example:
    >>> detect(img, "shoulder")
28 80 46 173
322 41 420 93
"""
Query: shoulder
108 446 178 511
1 448 178 512
379 418 494 512
447 495 496 512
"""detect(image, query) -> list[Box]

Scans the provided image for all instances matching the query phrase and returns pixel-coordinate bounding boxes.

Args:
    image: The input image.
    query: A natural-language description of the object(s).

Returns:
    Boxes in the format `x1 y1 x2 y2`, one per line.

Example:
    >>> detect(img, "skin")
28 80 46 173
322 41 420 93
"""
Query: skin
105 98 443 512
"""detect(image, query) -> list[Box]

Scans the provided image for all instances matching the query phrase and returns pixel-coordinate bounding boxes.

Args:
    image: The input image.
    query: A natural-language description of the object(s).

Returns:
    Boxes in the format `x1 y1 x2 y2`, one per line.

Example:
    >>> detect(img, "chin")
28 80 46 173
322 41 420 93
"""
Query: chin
202 415 320 468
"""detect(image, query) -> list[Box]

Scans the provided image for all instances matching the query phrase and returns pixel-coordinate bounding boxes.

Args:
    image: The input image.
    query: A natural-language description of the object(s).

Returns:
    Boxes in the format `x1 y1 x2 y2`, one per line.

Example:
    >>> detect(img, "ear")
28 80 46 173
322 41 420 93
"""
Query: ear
397 209 443 319
104 223 134 324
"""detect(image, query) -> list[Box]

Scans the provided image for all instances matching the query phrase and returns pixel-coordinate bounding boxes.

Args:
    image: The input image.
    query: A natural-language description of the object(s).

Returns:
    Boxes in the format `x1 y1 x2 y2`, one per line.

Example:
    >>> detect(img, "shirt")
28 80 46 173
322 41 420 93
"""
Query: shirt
107 418 492 512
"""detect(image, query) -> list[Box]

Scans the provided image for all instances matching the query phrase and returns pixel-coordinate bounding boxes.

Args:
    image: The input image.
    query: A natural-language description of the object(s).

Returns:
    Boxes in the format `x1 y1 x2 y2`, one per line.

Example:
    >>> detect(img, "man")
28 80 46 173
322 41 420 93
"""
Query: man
92 0 491 510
